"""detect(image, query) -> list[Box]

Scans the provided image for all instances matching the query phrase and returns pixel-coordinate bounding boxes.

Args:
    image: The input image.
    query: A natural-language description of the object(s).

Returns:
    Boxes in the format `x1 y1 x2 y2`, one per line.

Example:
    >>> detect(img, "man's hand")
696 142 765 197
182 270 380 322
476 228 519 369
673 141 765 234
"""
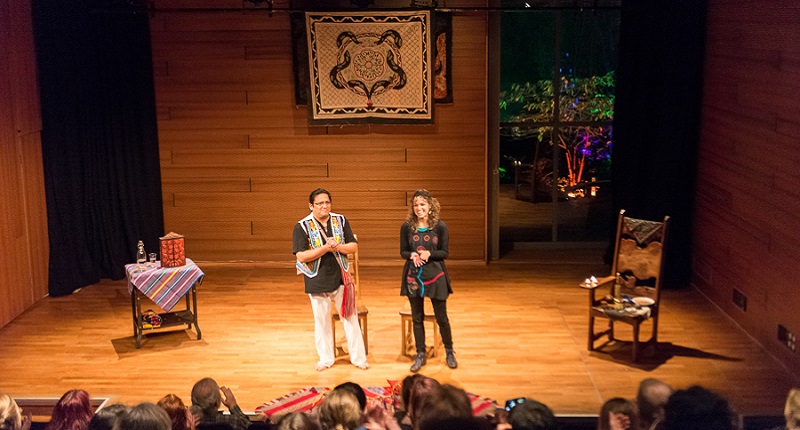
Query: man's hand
220 386 238 409
326 238 339 251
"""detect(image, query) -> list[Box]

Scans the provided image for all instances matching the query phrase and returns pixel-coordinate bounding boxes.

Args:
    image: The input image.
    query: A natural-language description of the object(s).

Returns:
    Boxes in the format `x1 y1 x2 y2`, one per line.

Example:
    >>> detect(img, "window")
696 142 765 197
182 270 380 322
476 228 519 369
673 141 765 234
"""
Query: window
500 8 620 242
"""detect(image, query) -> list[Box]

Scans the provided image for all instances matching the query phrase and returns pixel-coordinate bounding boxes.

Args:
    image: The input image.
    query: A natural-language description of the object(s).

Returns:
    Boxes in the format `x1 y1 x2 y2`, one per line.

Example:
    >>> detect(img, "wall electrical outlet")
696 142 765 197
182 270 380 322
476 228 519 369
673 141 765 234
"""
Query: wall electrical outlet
778 324 796 352
732 288 747 311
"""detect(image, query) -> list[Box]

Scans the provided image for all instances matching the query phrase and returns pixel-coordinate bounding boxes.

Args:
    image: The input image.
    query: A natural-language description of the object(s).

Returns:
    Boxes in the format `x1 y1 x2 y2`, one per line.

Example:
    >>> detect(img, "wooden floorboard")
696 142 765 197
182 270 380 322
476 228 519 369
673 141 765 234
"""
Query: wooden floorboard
0 247 796 419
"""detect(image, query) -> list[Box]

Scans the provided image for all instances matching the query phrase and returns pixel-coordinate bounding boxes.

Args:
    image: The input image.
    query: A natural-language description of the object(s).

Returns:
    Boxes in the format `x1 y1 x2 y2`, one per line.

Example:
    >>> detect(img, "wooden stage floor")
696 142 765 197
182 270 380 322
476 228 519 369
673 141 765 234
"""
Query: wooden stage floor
0 247 796 418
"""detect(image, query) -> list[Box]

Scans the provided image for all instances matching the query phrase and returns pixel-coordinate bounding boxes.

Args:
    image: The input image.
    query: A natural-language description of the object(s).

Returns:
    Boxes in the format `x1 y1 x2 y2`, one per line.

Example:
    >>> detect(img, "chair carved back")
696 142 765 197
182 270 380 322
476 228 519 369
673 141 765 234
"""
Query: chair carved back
612 211 670 302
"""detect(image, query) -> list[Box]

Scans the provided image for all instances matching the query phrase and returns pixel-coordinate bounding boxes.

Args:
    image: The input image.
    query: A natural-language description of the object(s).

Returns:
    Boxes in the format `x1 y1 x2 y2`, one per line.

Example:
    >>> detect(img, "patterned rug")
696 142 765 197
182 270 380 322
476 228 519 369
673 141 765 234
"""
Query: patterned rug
255 381 498 423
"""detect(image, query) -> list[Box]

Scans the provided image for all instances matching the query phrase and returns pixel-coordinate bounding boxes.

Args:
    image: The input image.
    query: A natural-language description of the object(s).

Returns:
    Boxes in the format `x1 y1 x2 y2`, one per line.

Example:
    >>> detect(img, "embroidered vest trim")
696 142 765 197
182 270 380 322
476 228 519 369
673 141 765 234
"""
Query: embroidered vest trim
296 213 349 277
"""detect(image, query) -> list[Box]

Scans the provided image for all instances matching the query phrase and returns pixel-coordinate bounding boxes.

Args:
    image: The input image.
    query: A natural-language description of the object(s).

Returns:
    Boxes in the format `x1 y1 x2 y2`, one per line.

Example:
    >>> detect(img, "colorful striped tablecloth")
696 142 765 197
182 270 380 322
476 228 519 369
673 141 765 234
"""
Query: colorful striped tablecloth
126 258 204 312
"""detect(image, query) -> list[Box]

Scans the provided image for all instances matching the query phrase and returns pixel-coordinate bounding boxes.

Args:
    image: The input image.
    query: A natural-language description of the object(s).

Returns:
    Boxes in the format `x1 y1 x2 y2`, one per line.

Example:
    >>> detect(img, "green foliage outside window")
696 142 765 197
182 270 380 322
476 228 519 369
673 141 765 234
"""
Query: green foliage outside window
500 72 615 191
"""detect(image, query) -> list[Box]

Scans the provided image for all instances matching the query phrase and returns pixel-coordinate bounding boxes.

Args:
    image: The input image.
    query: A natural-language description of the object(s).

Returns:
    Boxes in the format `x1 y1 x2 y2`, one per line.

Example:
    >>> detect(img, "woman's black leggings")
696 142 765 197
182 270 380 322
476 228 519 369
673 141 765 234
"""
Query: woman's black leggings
408 296 453 354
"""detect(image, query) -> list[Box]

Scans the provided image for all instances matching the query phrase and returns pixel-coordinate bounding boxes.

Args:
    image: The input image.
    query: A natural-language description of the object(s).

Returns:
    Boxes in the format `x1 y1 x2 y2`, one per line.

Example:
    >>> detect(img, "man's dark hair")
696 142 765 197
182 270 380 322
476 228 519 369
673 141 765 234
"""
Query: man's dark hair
118 403 172 430
661 385 736 430
507 399 559 430
414 384 473 430
309 188 331 204
191 378 221 416
636 378 673 430
87 404 129 430
333 382 367 411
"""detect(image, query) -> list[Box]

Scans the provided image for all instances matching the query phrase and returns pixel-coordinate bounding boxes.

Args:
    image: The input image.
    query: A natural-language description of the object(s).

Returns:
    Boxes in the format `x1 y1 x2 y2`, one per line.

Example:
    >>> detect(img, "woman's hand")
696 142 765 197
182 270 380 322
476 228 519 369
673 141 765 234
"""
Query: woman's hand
608 412 631 430
410 252 425 267
186 407 199 430
20 412 32 430
363 405 402 430
418 250 431 262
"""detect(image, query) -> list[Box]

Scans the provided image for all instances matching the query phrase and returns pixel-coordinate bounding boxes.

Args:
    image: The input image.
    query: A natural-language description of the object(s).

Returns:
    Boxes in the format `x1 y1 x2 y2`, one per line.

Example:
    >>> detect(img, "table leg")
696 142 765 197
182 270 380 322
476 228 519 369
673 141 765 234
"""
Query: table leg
192 285 202 340
185 293 192 330
131 288 142 348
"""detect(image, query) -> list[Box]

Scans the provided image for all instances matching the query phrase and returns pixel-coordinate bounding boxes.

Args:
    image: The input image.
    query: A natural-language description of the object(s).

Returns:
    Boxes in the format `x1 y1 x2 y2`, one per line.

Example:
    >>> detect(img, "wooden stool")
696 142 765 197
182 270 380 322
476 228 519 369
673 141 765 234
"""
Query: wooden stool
332 305 369 356
400 300 442 358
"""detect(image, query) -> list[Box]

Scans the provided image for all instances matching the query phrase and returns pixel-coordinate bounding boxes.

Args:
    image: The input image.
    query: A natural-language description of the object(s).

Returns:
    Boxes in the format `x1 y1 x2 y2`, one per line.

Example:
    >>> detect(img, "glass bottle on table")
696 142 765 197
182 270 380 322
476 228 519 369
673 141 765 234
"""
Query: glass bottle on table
136 240 147 268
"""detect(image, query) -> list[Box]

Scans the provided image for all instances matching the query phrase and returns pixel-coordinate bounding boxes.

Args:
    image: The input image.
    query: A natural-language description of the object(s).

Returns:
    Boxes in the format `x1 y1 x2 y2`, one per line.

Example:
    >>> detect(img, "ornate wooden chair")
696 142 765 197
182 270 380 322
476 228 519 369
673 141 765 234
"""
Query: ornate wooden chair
331 246 368 357
582 209 670 362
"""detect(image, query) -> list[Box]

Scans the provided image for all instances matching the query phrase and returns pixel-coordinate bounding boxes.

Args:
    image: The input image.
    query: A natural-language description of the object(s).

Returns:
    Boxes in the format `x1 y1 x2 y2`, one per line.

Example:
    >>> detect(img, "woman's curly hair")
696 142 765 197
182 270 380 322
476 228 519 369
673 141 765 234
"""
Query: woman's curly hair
405 189 441 230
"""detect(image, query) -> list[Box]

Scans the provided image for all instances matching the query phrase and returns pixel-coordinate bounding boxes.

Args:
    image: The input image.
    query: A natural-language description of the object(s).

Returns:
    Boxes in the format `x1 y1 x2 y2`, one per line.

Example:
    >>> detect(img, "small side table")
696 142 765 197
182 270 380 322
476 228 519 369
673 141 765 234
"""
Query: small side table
126 259 204 348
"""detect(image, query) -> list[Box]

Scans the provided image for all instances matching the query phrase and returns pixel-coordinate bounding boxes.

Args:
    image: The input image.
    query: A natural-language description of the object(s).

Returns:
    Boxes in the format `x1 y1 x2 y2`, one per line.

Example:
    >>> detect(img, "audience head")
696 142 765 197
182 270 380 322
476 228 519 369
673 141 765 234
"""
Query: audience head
0 394 24 430
119 403 172 430
195 425 233 430
784 388 800 430
413 384 473 430
157 394 191 430
274 412 321 430
318 390 362 430
191 378 221 415
46 389 93 430
419 417 493 430
400 374 425 412
661 385 736 430
636 378 673 430
333 382 367 412
507 398 559 430
87 404 129 430
598 397 638 430
407 377 441 427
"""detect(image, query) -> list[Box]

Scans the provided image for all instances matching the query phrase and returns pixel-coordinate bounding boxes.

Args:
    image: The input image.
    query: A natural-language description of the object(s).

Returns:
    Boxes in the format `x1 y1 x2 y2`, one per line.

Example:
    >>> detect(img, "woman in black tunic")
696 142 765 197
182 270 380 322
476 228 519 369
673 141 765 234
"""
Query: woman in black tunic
400 189 457 372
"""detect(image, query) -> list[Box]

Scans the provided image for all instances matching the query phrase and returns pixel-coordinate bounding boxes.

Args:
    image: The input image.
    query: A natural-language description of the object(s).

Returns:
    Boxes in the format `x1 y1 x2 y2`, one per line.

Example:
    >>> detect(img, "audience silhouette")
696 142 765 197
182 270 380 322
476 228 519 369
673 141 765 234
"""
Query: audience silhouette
2 378 792 430
45 390 93 430
660 385 737 430
636 378 673 430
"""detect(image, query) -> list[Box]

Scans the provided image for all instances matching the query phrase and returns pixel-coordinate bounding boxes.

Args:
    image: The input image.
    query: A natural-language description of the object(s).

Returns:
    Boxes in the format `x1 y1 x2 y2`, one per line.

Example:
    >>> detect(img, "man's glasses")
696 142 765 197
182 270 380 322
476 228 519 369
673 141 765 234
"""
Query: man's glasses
313 201 331 207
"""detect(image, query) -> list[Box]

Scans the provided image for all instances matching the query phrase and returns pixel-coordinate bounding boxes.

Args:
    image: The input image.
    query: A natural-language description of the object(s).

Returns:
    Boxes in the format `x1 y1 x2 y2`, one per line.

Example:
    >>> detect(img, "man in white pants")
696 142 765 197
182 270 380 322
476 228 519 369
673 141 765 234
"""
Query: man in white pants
293 188 368 371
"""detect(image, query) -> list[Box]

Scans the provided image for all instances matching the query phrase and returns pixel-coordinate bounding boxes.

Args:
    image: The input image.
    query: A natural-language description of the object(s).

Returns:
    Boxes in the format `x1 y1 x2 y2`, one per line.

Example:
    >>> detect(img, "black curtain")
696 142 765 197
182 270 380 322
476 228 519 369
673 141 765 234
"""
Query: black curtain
611 0 708 287
34 0 164 296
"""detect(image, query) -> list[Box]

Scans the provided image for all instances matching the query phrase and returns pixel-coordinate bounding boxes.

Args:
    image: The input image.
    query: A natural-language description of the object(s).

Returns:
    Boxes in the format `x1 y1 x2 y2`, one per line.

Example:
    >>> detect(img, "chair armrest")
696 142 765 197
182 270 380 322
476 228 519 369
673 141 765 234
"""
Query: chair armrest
578 275 616 290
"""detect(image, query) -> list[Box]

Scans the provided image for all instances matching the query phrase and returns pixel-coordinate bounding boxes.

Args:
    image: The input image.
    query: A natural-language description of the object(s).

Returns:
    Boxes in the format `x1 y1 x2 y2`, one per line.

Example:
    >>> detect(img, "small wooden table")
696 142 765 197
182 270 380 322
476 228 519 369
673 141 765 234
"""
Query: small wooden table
125 259 204 348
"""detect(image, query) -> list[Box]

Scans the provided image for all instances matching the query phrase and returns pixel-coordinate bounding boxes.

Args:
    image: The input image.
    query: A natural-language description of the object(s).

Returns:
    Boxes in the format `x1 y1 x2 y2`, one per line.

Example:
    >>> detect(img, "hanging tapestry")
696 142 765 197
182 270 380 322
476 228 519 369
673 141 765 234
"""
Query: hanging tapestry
306 11 433 124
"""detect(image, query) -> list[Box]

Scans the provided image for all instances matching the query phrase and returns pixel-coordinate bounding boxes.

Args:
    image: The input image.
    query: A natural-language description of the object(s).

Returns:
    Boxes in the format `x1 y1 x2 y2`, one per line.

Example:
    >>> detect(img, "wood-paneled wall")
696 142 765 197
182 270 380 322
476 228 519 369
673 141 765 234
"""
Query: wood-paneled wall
151 3 488 262
694 0 800 374
0 0 48 328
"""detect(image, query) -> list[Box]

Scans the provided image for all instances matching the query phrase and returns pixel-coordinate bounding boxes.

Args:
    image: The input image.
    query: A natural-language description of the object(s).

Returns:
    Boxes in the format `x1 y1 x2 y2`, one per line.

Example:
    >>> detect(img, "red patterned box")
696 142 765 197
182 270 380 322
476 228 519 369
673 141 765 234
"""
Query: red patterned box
159 232 186 268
